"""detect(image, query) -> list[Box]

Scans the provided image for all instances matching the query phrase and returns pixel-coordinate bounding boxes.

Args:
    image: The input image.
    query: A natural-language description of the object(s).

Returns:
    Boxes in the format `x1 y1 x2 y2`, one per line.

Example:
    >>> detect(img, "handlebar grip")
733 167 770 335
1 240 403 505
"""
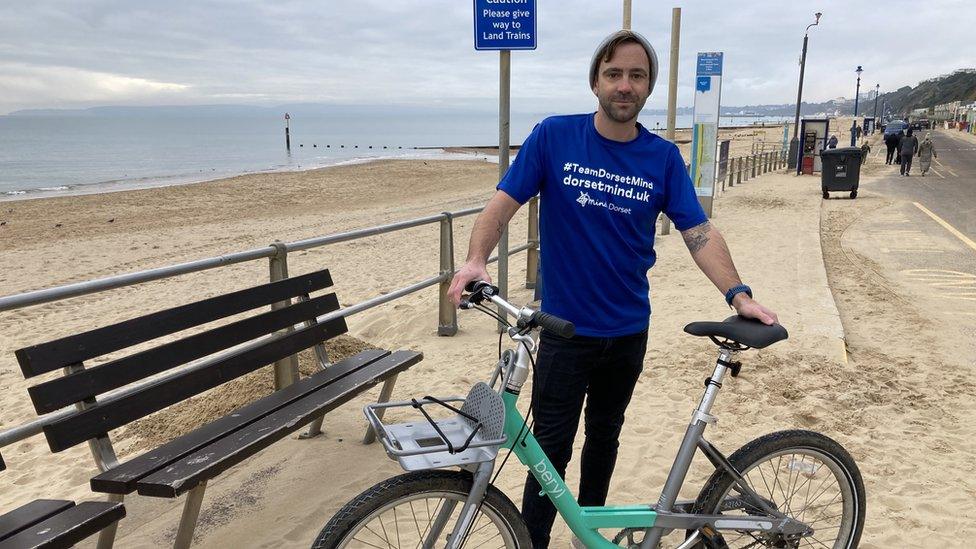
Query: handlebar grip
531 311 575 338
465 280 496 294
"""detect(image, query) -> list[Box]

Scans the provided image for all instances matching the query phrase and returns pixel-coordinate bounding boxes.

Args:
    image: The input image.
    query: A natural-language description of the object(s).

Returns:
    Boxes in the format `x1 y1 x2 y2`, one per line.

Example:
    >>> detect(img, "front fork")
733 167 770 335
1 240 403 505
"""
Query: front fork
441 331 537 549
441 461 495 549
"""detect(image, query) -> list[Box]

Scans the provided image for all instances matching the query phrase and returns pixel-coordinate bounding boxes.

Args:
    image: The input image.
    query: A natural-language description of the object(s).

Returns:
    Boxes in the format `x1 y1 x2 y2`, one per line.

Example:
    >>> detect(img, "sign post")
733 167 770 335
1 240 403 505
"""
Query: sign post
690 52 723 217
474 0 536 329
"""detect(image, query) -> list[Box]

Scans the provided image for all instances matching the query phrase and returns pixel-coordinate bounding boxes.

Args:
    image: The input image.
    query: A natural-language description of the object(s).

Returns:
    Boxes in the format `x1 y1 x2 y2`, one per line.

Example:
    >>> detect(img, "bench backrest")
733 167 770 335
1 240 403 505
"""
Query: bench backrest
15 269 346 453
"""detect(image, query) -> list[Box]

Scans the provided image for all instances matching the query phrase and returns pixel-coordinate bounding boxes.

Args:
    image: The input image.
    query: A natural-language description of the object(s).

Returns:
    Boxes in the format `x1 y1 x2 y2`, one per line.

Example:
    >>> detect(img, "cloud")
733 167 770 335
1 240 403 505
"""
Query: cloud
0 63 189 109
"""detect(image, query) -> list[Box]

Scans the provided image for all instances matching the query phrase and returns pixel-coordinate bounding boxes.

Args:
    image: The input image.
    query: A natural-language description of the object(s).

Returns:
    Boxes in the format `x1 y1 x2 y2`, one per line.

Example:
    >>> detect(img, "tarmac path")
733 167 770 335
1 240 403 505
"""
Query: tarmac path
852 129 976 322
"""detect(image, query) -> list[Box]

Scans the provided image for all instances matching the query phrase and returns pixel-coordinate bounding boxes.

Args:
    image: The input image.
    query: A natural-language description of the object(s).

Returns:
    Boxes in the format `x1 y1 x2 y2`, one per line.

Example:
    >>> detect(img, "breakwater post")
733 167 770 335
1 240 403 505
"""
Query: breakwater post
284 113 291 152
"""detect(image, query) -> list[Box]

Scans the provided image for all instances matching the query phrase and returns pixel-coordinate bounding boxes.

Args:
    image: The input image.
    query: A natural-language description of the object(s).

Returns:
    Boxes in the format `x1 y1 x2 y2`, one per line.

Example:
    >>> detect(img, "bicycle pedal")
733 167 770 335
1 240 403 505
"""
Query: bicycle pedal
698 525 729 549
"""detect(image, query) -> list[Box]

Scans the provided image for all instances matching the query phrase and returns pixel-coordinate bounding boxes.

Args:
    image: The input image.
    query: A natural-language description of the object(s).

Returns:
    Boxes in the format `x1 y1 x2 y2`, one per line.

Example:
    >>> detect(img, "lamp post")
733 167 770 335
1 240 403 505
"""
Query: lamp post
850 65 863 146
788 12 822 170
872 84 880 134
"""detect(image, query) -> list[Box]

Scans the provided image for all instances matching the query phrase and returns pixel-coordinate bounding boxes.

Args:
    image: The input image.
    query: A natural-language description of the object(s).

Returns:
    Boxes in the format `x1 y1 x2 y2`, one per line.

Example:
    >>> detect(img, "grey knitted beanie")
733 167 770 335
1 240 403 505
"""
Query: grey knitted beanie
589 30 659 95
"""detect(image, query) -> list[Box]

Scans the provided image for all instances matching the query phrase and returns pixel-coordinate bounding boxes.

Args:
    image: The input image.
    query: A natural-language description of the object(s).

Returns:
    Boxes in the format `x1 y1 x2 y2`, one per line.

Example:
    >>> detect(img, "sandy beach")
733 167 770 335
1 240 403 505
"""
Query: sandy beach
1 126 974 548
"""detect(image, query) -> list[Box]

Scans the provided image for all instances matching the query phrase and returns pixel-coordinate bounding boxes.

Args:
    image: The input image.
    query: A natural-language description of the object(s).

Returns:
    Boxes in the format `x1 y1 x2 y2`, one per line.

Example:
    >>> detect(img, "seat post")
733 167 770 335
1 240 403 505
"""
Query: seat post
695 347 736 421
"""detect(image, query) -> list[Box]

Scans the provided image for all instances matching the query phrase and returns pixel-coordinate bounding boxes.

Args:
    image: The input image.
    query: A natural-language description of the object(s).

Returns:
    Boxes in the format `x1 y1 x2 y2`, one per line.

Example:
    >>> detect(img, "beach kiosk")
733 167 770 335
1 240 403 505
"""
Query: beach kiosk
797 118 829 175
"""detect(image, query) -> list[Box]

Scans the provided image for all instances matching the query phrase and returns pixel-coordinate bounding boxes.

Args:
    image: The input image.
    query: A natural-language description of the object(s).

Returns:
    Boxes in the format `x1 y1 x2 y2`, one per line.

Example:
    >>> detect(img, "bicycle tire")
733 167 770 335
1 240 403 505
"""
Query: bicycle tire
312 469 532 549
690 430 865 549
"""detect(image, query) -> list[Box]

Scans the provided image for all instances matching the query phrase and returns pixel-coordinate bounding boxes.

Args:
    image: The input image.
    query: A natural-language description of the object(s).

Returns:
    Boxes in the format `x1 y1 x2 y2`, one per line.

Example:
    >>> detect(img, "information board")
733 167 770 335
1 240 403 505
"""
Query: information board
690 52 724 215
474 0 537 50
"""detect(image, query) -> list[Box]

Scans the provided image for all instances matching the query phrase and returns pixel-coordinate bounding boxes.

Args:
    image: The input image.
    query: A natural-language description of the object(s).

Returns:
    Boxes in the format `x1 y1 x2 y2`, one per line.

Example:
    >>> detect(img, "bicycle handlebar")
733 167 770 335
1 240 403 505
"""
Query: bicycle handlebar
529 310 575 338
462 280 575 338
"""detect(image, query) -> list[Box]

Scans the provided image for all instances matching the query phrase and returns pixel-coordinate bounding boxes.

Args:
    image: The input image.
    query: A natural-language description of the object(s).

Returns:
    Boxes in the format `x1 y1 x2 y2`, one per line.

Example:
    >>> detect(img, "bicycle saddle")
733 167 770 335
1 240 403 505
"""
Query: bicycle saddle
684 315 788 349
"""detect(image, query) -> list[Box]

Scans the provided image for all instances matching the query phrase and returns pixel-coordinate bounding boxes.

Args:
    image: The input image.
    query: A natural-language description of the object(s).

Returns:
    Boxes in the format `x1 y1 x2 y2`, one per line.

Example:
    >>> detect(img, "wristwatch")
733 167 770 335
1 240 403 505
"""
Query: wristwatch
725 284 752 307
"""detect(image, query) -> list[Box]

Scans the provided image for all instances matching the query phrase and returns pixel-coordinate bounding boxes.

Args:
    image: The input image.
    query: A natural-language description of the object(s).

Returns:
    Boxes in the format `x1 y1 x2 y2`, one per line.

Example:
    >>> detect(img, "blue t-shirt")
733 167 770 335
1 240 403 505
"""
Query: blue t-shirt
498 113 707 337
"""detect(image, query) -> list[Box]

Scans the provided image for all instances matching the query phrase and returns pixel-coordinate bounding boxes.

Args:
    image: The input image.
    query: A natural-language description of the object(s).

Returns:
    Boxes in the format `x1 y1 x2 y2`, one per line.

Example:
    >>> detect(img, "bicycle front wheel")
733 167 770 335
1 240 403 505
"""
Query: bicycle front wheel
691 430 865 549
313 469 532 549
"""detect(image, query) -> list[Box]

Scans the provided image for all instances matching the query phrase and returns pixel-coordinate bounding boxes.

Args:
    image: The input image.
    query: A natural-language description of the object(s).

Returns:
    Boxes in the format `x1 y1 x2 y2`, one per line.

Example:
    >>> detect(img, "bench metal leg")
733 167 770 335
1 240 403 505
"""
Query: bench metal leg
95 493 124 549
173 481 208 549
363 374 399 444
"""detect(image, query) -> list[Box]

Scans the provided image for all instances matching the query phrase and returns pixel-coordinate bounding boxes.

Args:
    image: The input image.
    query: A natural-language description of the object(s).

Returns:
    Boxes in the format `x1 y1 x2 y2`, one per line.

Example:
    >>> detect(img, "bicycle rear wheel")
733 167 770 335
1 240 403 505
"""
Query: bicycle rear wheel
313 469 532 549
691 430 865 549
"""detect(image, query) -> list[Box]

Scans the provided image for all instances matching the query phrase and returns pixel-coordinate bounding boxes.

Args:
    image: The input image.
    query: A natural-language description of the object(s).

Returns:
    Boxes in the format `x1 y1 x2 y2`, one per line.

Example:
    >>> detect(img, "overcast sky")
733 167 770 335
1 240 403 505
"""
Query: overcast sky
1 1 973 115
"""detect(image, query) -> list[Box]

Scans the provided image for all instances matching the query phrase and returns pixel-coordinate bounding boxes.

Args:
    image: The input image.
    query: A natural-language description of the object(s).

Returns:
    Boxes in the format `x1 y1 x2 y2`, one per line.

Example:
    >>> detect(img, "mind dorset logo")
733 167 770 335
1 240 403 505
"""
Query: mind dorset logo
576 191 590 207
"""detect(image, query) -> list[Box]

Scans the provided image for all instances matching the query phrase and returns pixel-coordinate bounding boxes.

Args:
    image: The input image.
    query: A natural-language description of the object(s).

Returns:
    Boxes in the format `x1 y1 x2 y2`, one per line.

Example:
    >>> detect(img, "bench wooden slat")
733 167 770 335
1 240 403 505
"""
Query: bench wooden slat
43 316 348 452
0 501 74 543
0 501 124 549
15 269 334 377
28 293 341 414
137 350 423 497
90 348 391 495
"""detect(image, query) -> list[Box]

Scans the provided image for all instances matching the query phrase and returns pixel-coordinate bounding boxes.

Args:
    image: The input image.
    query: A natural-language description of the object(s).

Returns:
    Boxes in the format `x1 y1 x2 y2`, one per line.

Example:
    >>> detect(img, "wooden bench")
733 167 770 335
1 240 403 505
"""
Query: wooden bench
13 268 421 548
0 452 125 549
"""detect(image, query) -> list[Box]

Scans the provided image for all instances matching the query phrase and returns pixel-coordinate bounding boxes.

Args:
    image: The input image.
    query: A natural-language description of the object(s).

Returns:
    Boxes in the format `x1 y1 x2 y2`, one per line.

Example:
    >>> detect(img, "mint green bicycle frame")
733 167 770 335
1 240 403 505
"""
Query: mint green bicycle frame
499 389 656 548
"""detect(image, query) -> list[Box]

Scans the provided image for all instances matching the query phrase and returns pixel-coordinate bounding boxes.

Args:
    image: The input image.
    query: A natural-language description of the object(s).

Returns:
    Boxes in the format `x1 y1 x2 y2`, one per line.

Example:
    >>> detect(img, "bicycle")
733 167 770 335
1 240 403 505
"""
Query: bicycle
313 281 865 548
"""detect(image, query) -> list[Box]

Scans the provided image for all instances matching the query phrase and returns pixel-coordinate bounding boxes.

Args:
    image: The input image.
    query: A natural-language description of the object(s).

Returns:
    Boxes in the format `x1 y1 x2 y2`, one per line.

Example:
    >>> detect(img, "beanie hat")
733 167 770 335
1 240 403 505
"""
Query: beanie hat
589 30 659 95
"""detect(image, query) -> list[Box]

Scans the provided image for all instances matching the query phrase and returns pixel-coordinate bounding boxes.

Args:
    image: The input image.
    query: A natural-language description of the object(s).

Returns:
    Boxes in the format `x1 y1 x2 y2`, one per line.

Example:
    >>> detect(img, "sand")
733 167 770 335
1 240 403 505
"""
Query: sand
0 127 972 548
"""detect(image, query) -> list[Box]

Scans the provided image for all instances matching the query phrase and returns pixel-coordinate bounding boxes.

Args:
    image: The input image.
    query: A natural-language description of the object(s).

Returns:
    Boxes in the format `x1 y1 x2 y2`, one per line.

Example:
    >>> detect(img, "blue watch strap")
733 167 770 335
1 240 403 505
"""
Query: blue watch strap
725 284 752 306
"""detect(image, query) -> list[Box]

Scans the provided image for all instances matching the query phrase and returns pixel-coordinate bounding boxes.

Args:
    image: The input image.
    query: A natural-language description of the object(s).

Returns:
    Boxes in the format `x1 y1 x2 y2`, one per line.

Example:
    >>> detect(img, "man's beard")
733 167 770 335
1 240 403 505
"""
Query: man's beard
598 92 647 123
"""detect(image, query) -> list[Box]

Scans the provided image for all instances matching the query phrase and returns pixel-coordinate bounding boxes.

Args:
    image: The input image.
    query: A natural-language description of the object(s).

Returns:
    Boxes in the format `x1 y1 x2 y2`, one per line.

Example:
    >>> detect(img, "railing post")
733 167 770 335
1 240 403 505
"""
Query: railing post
438 213 458 336
525 196 539 289
269 240 299 390
728 158 735 188
751 154 757 178
736 157 742 185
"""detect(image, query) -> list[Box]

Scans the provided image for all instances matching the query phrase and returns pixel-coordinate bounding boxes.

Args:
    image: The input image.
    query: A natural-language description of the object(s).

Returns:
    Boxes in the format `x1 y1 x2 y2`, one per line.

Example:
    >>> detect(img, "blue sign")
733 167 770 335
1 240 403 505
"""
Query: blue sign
474 0 537 50
696 76 711 92
696 52 723 76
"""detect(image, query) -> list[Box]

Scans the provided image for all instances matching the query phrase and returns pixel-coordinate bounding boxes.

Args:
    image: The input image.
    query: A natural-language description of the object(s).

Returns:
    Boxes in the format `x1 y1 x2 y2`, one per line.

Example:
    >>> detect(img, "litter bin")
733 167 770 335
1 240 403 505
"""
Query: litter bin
820 146 862 199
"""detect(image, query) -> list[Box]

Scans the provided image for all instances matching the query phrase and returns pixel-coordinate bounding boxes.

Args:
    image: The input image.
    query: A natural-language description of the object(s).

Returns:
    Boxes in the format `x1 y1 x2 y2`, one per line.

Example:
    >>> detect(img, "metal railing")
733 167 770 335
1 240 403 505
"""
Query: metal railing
719 148 788 192
0 197 541 449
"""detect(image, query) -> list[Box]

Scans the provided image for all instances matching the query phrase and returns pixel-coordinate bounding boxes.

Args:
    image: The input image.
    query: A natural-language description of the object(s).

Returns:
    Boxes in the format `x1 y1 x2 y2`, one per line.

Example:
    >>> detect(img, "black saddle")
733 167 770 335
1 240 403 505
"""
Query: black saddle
684 315 788 349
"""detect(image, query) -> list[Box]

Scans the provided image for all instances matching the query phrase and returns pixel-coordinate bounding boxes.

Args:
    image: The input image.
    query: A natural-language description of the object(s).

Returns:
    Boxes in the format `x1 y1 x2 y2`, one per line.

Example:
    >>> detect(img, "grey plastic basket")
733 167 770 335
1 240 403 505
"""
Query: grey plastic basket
364 382 507 471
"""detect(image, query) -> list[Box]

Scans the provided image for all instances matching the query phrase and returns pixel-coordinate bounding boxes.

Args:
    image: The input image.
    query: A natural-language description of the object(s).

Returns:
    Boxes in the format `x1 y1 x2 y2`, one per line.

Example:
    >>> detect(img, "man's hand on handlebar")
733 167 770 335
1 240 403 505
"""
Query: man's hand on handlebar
448 261 491 307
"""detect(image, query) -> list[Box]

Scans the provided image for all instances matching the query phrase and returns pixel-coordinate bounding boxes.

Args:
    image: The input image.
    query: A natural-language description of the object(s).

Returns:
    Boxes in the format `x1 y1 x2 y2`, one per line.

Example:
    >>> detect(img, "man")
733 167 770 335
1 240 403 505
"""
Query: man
899 128 919 176
447 30 778 548
860 139 872 165
827 134 839 149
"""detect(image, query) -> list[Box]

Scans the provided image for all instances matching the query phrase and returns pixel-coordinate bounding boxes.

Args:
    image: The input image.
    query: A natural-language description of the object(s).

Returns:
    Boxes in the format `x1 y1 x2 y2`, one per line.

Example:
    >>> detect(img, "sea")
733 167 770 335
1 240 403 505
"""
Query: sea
0 108 790 201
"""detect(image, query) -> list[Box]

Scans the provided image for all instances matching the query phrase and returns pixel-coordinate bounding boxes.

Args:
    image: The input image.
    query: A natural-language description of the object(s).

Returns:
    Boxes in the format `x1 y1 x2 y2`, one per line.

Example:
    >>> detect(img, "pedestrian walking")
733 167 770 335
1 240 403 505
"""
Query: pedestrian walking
884 131 899 164
827 135 838 149
917 133 937 176
860 140 871 164
899 129 919 176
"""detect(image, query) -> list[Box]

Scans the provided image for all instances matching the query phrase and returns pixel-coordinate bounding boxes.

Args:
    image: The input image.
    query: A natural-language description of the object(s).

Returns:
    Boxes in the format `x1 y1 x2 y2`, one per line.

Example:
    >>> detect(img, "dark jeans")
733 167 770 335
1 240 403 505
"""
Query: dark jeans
900 153 913 174
520 329 647 547
885 144 897 164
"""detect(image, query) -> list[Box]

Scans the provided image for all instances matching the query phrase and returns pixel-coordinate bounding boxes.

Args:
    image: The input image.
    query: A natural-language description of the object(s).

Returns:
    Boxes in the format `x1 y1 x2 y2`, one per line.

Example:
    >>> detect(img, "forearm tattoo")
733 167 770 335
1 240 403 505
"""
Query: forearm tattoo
682 221 712 254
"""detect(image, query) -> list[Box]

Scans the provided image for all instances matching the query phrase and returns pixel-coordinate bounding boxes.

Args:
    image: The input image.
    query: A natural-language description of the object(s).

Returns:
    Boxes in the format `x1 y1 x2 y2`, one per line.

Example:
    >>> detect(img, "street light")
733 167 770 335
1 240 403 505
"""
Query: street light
872 84 880 133
850 65 863 146
788 12 822 170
